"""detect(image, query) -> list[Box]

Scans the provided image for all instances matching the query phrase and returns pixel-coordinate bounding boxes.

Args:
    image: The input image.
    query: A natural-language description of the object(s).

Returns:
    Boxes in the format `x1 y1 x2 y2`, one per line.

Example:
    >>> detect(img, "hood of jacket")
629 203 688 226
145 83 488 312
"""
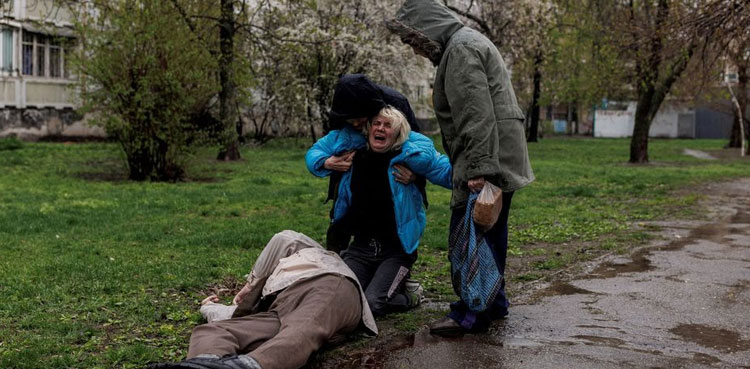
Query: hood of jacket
329 74 386 127
386 0 464 65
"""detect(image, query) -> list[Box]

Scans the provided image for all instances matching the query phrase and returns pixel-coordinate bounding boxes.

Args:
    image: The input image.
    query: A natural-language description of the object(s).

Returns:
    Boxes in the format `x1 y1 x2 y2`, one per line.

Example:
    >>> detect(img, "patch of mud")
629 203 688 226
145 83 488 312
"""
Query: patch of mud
312 328 513 369
586 248 653 278
535 282 598 298
669 324 750 353
693 352 722 365
732 211 750 224
200 276 245 298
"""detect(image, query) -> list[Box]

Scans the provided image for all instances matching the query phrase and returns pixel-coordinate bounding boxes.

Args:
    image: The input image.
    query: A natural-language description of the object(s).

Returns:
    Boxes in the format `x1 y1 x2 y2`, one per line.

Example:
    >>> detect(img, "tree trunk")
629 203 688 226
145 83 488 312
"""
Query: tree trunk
630 99 652 163
308 104 317 145
216 0 241 161
572 104 579 135
527 52 542 143
739 66 749 155
126 145 151 181
728 113 742 148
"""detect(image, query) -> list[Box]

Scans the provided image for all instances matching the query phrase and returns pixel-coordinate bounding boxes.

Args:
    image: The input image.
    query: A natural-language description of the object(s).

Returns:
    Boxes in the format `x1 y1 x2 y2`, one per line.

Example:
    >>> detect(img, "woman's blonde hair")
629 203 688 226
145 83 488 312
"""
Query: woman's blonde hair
365 106 411 151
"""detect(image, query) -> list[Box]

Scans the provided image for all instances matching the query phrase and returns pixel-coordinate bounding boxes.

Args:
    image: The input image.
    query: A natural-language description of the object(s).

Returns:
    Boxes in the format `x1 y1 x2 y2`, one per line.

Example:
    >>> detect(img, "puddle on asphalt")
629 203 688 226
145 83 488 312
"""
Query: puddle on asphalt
732 211 750 224
536 282 598 298
575 325 623 332
669 324 750 353
573 334 626 347
588 223 730 279
693 352 722 365
587 248 653 278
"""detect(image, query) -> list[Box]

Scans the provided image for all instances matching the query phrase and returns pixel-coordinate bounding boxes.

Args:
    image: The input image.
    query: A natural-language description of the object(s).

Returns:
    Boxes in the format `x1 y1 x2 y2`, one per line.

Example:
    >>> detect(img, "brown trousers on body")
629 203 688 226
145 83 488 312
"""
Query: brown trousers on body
188 274 362 369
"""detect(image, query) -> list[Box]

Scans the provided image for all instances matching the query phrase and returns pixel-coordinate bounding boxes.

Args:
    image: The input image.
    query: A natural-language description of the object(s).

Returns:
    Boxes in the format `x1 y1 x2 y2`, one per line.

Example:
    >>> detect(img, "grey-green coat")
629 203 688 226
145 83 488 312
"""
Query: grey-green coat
389 0 534 208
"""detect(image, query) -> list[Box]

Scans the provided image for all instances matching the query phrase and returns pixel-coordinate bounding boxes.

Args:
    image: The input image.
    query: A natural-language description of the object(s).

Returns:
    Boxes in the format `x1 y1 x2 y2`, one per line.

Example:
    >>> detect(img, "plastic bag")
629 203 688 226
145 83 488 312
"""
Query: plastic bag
449 193 504 312
473 181 503 231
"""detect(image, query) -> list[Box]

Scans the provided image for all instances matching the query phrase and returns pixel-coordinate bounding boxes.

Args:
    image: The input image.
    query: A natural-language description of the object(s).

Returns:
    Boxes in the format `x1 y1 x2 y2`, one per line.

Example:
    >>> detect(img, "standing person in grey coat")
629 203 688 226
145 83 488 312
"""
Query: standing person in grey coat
386 0 534 336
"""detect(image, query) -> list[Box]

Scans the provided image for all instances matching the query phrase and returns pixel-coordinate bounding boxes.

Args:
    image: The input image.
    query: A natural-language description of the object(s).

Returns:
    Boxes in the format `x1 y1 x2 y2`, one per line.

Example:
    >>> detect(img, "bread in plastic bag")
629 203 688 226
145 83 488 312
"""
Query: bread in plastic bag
473 181 502 231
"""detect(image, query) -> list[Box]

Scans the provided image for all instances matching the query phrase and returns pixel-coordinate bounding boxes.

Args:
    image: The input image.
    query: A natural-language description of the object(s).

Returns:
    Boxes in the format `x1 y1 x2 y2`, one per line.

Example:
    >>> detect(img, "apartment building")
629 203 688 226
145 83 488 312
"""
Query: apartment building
0 0 99 139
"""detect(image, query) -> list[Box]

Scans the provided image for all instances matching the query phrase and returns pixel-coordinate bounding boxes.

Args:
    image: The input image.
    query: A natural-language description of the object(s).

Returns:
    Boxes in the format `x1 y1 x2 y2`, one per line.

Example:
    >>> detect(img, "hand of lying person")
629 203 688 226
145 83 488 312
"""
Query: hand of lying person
324 151 356 172
201 295 220 306
393 164 416 184
232 283 253 306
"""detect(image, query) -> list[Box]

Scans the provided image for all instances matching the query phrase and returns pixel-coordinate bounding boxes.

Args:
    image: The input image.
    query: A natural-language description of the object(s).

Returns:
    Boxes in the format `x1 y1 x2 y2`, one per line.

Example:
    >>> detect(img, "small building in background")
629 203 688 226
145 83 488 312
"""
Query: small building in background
0 0 102 139
593 100 734 139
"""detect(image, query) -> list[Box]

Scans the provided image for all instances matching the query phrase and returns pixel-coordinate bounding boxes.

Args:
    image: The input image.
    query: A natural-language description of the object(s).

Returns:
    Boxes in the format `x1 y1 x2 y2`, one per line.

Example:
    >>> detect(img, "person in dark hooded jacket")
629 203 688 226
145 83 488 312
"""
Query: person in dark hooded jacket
328 74 420 132
386 0 535 336
323 74 427 253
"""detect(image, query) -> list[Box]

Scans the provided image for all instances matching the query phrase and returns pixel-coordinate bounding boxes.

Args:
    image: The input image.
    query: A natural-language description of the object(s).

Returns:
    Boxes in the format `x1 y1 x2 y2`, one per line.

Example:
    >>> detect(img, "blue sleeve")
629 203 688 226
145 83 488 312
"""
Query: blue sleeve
305 128 367 177
421 149 452 189
305 131 339 177
402 133 453 189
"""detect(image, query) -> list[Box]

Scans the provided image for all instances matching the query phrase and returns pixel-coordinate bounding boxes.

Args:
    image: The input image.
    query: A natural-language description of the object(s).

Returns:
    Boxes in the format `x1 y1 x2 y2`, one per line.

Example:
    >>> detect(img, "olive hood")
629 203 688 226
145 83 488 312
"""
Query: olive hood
386 0 464 65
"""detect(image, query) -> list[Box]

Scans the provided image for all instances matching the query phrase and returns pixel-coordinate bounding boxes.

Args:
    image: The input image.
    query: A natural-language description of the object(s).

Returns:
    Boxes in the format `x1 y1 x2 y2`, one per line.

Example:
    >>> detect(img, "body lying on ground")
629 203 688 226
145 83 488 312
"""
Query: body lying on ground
146 230 377 369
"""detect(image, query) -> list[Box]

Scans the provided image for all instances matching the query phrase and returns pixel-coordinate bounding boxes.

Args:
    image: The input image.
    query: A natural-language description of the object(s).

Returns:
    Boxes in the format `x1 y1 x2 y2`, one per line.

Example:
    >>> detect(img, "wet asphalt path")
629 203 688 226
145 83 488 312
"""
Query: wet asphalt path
382 179 750 369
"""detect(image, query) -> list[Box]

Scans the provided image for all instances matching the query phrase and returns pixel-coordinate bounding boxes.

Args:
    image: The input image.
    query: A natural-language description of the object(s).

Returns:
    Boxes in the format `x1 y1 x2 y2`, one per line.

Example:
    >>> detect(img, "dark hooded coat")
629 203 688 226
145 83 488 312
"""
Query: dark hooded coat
328 74 420 133
387 0 534 208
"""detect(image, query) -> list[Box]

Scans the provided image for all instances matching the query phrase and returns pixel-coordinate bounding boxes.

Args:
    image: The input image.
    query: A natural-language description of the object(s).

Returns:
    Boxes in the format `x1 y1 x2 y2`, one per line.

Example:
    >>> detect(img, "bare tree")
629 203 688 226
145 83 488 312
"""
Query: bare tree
619 0 699 163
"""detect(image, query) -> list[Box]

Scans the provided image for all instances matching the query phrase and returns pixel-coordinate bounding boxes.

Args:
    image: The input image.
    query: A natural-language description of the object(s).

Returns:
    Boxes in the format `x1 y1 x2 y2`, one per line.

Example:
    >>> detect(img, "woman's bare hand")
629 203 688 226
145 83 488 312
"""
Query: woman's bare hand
323 151 356 172
392 164 416 184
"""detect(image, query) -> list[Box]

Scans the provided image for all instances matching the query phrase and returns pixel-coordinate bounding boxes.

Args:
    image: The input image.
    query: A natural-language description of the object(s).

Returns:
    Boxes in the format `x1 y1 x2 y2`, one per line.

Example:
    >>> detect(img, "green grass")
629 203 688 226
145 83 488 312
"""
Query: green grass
1 137 748 368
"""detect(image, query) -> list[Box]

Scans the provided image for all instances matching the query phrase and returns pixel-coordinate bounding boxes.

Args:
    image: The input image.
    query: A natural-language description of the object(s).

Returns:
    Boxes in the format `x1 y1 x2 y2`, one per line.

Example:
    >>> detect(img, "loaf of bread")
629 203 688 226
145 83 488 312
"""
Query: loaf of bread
473 182 503 231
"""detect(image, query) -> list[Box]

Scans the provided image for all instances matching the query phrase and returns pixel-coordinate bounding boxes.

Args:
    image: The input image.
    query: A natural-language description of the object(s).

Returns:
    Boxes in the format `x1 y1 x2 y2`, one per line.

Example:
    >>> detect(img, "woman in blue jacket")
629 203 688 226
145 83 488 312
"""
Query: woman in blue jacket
306 106 452 315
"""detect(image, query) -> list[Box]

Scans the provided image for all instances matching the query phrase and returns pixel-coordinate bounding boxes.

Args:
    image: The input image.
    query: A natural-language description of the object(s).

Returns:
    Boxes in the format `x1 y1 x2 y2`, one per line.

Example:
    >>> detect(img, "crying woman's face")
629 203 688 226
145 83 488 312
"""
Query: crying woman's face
368 114 396 153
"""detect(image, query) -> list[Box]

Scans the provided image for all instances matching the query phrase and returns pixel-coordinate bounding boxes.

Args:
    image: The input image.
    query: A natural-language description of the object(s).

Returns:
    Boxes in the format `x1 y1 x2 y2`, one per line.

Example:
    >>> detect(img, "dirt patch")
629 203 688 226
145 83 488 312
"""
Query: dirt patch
706 148 750 161
534 282 599 298
732 211 750 224
669 324 750 353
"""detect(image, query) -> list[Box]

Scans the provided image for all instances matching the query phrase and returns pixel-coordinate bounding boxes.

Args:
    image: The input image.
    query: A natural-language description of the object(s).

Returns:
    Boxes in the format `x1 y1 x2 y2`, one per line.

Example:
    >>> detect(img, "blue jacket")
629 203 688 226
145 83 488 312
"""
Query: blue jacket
306 127 452 254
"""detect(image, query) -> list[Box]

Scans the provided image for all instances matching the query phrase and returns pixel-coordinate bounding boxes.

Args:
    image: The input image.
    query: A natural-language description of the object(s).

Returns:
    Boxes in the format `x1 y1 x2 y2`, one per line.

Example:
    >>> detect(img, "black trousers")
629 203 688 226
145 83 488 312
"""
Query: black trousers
341 238 417 316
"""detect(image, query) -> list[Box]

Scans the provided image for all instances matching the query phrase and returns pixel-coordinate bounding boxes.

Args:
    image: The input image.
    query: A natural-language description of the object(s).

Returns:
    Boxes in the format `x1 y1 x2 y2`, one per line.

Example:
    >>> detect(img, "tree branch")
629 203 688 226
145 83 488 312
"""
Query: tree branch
443 1 494 41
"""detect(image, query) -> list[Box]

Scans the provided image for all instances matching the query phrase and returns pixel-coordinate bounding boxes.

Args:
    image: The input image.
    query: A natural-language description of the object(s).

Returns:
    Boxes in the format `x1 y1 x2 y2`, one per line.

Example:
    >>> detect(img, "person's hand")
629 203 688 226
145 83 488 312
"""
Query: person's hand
323 151 356 172
232 283 252 306
201 295 220 306
467 176 485 193
392 164 416 184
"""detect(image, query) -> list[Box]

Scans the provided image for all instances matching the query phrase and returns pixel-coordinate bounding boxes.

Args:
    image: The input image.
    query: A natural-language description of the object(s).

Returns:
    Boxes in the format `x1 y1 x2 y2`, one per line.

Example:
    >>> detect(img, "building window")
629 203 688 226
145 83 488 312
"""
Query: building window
22 32 34 75
1 28 12 72
0 0 13 14
49 39 61 78
21 31 72 79
36 34 46 77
